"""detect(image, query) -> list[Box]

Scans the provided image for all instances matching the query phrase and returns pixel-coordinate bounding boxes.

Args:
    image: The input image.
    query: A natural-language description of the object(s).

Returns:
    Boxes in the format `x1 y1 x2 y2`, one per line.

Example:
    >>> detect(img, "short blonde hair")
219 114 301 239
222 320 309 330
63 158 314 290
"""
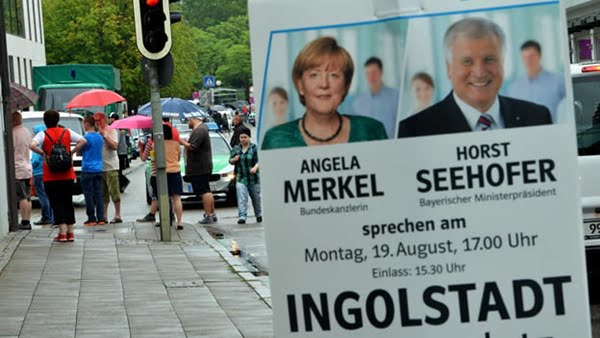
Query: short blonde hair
292 36 354 106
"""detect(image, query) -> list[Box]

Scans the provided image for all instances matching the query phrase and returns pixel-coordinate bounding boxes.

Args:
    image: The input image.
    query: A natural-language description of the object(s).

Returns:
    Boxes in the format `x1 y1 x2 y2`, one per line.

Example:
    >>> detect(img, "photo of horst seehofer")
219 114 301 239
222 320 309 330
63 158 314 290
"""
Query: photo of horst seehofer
397 17 552 138
261 36 388 150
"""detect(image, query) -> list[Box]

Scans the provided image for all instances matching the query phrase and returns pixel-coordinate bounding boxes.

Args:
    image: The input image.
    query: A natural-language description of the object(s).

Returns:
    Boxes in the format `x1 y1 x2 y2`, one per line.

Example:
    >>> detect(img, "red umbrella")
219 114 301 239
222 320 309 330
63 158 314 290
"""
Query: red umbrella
66 89 125 109
109 115 153 129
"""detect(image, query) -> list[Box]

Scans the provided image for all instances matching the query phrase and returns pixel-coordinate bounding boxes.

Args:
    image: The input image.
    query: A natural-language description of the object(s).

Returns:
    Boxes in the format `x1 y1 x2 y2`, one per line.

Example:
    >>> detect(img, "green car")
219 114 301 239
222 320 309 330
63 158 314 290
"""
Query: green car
145 130 236 205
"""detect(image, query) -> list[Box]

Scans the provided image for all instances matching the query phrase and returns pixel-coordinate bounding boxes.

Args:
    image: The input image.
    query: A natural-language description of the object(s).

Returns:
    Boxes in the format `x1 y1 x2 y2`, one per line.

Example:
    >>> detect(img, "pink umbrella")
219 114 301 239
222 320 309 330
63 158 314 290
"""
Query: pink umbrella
109 115 153 129
66 89 125 109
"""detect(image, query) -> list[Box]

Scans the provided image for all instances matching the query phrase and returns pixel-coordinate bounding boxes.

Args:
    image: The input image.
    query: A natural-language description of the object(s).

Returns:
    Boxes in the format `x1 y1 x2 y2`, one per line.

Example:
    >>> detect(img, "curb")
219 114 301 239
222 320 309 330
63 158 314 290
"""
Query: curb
205 223 269 273
0 231 28 274
193 224 272 308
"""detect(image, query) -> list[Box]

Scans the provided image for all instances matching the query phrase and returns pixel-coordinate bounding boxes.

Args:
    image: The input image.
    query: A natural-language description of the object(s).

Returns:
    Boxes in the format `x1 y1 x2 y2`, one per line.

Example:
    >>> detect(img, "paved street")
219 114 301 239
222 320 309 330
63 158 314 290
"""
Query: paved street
0 162 273 338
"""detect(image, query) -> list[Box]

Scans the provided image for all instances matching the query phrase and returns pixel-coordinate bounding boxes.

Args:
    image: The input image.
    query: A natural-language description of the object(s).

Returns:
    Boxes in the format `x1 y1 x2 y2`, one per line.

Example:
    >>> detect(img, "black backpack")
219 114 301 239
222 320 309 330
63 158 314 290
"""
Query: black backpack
44 129 72 172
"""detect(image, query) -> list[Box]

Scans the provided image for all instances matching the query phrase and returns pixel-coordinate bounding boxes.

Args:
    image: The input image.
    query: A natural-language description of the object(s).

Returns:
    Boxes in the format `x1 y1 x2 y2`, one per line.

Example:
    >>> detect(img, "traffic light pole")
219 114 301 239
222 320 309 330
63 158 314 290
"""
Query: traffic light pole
148 60 171 242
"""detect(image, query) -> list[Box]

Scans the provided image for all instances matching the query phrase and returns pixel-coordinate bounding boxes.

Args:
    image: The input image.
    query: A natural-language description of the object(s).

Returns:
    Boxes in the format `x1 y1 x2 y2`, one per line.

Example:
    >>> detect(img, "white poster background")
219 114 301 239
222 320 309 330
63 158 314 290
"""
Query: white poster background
249 0 591 336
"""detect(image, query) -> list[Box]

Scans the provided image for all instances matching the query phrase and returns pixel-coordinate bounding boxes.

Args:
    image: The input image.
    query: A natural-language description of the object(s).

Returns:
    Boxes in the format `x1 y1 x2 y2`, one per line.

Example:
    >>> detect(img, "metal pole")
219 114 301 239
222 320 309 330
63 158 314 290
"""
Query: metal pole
148 60 170 242
591 29 597 62
0 0 19 231
570 33 577 64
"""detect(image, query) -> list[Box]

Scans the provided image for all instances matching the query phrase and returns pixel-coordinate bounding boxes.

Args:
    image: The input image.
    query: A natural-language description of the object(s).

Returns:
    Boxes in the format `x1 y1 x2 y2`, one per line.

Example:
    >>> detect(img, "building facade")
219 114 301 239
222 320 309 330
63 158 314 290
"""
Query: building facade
5 0 46 89
0 0 46 235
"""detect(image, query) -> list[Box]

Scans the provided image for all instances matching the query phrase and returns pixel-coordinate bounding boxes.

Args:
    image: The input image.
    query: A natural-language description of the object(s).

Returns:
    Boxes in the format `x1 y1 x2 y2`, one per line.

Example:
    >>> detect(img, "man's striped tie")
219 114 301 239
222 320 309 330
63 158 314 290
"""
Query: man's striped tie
477 114 493 130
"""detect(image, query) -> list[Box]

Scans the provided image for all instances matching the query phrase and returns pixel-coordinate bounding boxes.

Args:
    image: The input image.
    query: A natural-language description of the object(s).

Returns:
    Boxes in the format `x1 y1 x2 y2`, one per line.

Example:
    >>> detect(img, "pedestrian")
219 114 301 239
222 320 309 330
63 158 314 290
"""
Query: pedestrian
12 111 33 230
142 125 183 229
80 116 106 226
137 122 180 223
230 114 250 148
94 112 123 223
109 113 131 192
29 109 86 242
31 125 53 226
180 117 217 224
229 129 262 224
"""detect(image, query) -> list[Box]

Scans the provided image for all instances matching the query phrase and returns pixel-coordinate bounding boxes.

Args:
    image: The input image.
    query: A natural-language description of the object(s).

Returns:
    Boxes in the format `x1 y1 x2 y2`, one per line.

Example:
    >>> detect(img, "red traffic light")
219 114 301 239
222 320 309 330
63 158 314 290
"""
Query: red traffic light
146 0 159 6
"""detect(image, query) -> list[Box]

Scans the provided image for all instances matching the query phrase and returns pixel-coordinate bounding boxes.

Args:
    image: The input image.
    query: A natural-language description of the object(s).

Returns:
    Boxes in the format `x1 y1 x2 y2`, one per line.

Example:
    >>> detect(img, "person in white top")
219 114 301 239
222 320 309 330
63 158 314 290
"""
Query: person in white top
94 112 122 223
12 111 33 230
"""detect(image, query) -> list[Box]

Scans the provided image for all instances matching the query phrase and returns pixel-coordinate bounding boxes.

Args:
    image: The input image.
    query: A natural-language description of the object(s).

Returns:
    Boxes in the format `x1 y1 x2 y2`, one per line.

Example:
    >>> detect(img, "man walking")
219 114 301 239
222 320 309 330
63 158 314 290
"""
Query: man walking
94 112 122 223
180 117 217 224
12 111 33 230
230 114 250 148
80 116 106 225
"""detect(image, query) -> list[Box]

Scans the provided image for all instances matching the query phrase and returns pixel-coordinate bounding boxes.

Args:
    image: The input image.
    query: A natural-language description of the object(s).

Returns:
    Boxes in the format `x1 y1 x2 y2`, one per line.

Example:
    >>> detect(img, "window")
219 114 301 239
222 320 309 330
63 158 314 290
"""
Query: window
36 0 42 44
23 58 28 87
29 60 32 86
31 0 37 42
8 55 14 82
26 0 30 40
4 0 25 37
16 56 21 84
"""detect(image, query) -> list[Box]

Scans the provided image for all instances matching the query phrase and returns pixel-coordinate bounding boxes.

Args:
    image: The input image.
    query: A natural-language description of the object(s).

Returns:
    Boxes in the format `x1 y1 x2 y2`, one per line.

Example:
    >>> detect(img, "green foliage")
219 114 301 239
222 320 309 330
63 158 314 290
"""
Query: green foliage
42 0 253 109
217 44 252 89
182 0 248 30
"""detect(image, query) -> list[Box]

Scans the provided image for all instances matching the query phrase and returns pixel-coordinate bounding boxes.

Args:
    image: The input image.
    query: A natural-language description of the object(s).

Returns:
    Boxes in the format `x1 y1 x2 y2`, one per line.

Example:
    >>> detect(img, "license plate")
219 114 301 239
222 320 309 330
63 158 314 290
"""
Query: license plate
210 182 217 191
583 218 600 240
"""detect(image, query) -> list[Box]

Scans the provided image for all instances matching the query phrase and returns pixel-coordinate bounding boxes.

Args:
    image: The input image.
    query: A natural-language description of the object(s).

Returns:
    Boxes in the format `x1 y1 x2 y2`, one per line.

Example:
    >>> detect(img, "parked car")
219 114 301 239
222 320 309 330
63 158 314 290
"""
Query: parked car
570 62 600 300
210 105 234 126
22 111 85 195
144 127 236 205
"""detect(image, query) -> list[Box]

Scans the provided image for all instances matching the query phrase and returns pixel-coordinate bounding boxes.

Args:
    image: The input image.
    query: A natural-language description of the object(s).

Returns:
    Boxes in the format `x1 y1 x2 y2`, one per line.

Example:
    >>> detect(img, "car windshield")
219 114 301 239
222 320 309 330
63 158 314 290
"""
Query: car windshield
23 116 84 136
211 134 230 156
573 74 600 156
38 87 101 111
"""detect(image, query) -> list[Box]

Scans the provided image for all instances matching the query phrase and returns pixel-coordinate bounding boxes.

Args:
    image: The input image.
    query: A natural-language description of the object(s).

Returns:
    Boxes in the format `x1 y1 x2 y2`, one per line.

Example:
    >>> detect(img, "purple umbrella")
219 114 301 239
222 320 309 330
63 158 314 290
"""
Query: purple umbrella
9 82 38 112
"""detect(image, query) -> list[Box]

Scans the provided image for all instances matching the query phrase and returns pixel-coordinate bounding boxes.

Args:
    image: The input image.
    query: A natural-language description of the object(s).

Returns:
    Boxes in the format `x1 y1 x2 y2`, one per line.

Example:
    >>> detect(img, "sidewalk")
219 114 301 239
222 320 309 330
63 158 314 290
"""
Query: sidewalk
0 221 274 338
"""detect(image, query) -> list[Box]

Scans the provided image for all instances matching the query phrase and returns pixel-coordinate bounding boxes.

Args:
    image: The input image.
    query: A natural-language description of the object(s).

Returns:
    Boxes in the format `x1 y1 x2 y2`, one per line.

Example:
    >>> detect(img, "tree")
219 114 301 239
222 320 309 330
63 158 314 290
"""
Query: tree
42 0 207 109
217 44 252 90
43 0 147 108
182 0 248 30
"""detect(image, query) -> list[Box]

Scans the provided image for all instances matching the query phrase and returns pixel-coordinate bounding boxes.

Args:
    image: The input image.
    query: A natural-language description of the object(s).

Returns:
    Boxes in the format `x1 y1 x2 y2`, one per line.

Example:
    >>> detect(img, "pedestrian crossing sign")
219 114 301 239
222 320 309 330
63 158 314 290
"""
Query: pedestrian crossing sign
203 75 216 88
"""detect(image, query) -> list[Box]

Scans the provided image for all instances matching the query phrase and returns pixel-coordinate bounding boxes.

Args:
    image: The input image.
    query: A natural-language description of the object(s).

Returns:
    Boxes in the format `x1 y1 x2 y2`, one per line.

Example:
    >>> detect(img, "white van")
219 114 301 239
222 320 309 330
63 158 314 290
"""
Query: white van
21 111 85 195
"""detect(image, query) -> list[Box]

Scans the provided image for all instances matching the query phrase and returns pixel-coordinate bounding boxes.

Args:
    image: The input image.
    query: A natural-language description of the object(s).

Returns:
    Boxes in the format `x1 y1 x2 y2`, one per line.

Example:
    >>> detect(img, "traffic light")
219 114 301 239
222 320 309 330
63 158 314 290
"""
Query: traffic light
133 0 181 60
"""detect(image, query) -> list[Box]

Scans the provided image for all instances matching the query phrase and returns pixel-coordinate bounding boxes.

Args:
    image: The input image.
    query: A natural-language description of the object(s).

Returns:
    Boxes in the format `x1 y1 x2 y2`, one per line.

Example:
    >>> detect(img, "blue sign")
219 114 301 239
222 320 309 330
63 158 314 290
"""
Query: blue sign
203 75 216 88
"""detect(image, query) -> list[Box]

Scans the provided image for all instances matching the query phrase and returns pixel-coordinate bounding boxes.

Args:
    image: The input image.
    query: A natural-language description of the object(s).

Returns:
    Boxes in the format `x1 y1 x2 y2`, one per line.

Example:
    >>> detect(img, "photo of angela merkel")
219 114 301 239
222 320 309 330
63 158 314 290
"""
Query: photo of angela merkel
261 36 388 150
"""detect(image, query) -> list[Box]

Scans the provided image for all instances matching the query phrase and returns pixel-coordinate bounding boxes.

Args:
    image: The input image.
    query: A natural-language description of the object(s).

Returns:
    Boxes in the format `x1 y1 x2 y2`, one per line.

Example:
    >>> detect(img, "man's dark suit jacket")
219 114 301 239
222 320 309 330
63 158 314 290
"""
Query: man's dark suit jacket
397 92 552 138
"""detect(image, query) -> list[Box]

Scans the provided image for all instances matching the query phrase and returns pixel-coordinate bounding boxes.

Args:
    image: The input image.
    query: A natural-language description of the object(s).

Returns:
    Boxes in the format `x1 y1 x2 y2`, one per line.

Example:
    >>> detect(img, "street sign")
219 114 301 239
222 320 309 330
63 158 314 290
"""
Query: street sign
203 75 216 88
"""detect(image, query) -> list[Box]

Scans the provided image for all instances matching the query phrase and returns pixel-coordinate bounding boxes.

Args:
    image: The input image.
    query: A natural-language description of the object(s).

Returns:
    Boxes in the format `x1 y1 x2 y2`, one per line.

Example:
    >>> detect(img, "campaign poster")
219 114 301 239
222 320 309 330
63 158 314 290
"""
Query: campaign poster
249 0 592 336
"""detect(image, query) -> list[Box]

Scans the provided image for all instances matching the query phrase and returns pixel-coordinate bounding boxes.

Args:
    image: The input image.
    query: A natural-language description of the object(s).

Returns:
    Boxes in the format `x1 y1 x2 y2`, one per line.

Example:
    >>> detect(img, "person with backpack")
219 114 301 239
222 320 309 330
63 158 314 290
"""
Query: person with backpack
229 129 262 224
29 110 86 242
